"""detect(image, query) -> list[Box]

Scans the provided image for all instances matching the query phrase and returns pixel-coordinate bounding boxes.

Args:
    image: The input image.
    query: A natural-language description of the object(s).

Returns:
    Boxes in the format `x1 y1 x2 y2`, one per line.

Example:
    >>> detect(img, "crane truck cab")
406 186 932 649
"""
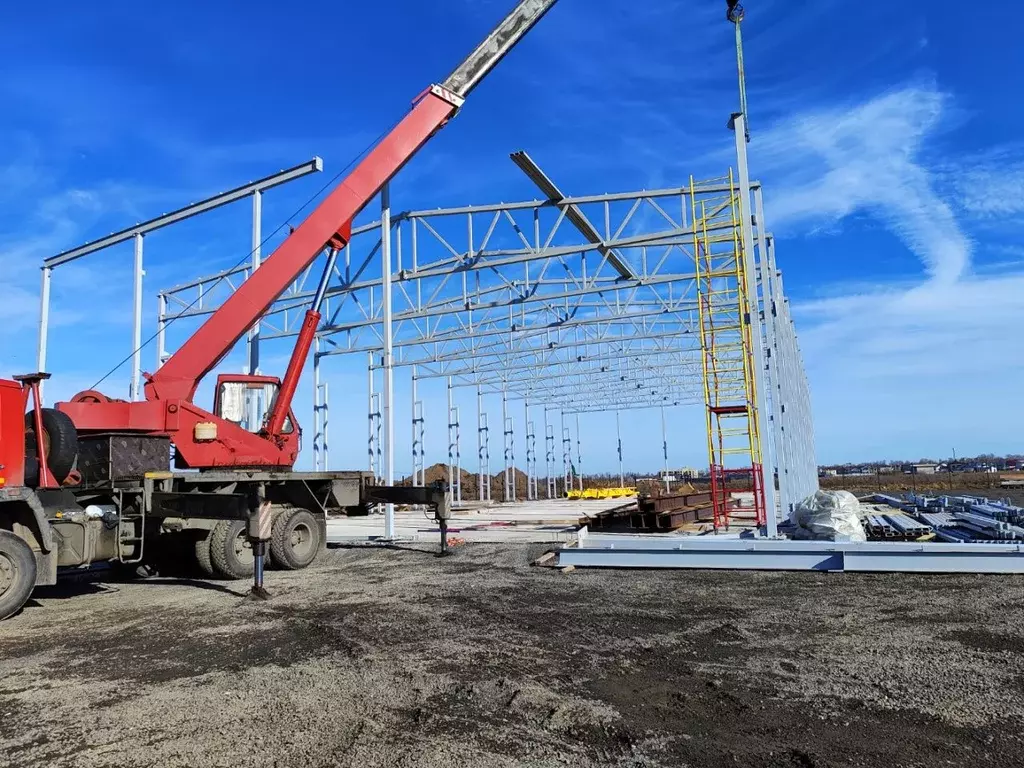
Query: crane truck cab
0 374 82 619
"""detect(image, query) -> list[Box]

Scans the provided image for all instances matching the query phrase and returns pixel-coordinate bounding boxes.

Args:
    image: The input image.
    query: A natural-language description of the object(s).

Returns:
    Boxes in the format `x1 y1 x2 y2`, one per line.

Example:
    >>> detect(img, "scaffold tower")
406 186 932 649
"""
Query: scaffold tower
691 172 766 529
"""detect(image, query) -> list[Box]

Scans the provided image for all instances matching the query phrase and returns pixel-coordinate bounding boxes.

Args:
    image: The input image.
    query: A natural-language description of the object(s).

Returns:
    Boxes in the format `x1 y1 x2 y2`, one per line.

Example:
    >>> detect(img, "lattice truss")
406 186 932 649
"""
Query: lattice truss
158 178 752 414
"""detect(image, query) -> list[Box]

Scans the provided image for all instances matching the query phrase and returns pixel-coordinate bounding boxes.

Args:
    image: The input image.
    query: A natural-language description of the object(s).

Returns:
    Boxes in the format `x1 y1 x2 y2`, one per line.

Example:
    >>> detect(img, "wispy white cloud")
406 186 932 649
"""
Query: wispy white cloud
758 82 1024 460
756 83 970 285
949 149 1024 219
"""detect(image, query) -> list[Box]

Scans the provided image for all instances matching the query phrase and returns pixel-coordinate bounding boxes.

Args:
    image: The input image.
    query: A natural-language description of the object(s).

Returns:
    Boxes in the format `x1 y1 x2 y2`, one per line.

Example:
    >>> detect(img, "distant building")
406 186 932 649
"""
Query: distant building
912 463 940 475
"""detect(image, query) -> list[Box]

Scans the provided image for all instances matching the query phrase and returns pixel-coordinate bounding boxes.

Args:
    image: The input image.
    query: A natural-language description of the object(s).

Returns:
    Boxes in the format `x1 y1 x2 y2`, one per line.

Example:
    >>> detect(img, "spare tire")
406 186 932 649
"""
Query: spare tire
24 408 78 487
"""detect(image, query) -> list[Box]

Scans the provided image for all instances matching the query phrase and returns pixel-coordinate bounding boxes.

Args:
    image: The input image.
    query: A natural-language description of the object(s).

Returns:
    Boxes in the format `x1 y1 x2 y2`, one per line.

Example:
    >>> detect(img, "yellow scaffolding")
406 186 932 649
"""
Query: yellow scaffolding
690 171 765 528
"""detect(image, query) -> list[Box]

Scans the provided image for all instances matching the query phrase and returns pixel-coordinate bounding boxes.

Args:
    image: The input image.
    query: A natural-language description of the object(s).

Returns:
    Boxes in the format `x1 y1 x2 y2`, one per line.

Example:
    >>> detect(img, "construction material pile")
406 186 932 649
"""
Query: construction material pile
584 488 714 532
866 493 1024 543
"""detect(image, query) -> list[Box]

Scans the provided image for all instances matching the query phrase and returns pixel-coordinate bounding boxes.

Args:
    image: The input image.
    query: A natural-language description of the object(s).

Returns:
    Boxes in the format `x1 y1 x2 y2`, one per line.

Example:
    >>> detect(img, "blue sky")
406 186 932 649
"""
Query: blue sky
2 0 1023 474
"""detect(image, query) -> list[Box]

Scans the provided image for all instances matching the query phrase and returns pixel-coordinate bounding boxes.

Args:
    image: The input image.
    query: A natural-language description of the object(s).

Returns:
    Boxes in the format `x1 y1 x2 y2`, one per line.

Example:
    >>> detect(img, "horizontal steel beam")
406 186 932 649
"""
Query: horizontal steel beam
397 182 760 219
558 533 1024 573
46 158 323 267
511 150 635 279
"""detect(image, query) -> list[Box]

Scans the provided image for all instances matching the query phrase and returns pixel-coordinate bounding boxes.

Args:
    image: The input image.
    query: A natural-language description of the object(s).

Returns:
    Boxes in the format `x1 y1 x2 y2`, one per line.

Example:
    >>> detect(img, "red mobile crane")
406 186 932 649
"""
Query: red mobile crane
0 0 558 619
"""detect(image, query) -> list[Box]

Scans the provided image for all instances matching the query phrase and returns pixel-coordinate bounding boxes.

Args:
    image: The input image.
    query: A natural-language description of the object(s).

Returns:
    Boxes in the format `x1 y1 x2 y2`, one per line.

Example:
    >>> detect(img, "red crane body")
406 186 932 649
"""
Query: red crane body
56 1 559 470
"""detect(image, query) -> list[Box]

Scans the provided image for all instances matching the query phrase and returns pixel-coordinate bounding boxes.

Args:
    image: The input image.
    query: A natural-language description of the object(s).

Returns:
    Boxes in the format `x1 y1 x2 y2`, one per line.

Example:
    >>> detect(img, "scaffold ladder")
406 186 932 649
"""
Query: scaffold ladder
691 172 766 529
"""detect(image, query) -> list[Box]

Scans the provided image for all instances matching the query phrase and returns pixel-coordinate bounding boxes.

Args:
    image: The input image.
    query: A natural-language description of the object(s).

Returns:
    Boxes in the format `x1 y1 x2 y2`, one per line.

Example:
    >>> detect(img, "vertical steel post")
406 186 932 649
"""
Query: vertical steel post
411 366 419 486
661 405 670 492
544 407 555 499
525 398 536 500
367 352 375 474
322 380 330 469
313 338 321 470
755 187 785 530
247 189 262 376
130 233 144 401
447 376 455 499
381 185 395 538
156 293 167 370
561 411 571 493
37 267 51 403
616 410 624 488
454 406 462 504
733 112 778 536
502 388 513 502
575 413 583 492
477 386 488 501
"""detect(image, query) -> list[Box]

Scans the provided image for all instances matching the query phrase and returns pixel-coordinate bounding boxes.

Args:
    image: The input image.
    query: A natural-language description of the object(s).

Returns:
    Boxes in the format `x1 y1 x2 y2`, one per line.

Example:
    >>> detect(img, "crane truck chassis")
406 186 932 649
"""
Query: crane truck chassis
0 372 451 619
0 0 557 620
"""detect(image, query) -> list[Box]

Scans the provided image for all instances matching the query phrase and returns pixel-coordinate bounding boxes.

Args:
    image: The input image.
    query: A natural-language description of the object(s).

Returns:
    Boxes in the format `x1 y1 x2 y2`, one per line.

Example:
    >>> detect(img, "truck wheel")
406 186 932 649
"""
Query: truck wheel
270 508 322 570
24 408 78 487
0 530 37 620
209 520 253 580
194 532 216 578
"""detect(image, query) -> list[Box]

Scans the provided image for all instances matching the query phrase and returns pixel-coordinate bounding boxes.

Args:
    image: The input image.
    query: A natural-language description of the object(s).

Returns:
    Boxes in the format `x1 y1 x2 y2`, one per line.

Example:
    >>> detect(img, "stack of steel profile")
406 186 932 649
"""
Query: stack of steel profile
864 513 931 541
865 514 896 538
866 492 1024 543
885 513 932 538
952 511 1024 541
918 511 956 529
631 490 715 531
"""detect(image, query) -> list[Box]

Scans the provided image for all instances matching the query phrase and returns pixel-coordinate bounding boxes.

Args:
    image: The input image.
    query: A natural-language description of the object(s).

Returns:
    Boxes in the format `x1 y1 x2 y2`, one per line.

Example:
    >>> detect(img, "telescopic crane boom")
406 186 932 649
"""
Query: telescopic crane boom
58 0 558 470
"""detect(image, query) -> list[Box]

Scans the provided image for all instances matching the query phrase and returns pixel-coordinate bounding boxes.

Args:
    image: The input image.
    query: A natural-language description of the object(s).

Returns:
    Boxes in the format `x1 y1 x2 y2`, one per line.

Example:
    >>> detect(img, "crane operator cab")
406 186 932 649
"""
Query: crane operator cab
213 374 295 436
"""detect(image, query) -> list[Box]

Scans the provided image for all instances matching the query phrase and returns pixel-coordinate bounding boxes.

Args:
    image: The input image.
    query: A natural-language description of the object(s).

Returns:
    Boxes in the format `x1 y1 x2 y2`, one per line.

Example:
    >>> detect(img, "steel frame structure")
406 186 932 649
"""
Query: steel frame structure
156 150 817 524
36 158 324 403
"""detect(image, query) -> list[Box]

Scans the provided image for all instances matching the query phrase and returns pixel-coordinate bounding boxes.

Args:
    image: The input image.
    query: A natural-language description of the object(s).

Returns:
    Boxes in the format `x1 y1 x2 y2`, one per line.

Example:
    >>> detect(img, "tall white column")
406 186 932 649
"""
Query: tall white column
381 185 395 538
247 189 262 376
37 267 51 402
733 112 779 537
130 234 144 401
616 410 624 488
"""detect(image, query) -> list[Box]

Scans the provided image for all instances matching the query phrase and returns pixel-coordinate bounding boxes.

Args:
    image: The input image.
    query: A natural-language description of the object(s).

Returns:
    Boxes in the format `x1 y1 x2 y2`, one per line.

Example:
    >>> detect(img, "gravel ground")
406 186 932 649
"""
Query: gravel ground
2 543 1024 768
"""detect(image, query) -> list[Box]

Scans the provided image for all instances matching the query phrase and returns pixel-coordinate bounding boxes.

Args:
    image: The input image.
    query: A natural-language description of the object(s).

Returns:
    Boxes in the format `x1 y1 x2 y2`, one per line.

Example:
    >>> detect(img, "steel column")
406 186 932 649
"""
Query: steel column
616 410 624 488
732 111 778 533
130 233 144 401
502 388 514 501
313 340 322 470
574 413 583 492
323 381 330 468
36 267 51 403
477 386 490 501
247 189 262 376
544 408 555 499
661 405 670 493
381 186 395 537
156 293 167 370
525 399 537 500
447 376 455 500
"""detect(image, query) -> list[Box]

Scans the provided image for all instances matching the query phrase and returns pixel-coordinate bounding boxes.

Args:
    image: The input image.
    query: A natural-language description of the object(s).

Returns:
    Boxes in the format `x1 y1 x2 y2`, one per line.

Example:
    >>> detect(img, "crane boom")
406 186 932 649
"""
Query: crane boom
58 0 558 471
149 0 558 404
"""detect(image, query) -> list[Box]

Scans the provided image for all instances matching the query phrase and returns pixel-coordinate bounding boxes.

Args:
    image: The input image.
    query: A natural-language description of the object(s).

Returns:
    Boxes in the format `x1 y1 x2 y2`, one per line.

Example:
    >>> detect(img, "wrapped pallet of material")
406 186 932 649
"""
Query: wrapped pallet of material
790 490 866 541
